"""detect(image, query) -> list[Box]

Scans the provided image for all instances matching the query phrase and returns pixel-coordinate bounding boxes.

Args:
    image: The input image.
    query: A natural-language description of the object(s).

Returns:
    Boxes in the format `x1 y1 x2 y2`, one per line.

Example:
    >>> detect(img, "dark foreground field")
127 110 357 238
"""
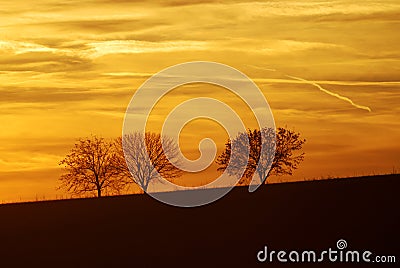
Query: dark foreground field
0 175 399 267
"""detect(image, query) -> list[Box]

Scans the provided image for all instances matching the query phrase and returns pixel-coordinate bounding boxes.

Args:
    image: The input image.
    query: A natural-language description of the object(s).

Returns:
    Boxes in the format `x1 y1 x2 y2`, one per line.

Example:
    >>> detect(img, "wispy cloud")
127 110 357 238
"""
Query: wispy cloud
86 40 209 58
0 40 56 54
286 75 372 112
235 1 400 17
249 65 372 112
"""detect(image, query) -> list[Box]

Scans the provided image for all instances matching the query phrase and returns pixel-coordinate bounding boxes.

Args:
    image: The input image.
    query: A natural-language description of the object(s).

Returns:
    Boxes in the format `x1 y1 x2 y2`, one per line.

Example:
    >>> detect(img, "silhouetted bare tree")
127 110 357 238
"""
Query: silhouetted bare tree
59 136 125 197
115 132 183 192
216 127 305 185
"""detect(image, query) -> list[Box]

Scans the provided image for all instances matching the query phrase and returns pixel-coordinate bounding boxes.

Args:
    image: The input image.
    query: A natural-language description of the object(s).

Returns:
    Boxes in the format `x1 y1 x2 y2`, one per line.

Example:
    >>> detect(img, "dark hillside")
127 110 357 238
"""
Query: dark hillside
0 175 399 267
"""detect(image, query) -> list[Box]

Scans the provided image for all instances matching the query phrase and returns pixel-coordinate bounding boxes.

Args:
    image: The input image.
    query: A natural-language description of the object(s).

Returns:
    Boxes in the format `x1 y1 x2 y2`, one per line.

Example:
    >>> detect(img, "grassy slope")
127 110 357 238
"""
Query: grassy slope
0 174 399 267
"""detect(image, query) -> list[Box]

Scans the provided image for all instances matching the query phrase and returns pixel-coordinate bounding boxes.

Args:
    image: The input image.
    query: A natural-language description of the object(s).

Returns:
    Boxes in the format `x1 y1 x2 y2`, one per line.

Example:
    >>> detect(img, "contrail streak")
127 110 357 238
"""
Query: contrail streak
248 65 372 112
248 64 277 72
286 75 372 112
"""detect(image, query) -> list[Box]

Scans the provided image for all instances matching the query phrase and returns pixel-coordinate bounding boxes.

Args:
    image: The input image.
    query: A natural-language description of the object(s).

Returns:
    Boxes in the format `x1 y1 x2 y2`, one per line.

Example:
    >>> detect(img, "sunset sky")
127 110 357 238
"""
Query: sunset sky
0 0 399 202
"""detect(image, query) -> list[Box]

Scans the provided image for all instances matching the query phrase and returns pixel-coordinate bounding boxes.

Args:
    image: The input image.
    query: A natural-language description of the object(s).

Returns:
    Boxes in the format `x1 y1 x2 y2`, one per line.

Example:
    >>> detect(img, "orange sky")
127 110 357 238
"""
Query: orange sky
0 0 399 202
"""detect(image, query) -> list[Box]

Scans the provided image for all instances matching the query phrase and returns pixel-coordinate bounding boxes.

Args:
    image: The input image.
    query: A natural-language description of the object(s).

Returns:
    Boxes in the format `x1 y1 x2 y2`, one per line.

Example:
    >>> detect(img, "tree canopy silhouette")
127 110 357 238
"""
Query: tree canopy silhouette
115 132 183 192
216 127 305 185
59 136 125 197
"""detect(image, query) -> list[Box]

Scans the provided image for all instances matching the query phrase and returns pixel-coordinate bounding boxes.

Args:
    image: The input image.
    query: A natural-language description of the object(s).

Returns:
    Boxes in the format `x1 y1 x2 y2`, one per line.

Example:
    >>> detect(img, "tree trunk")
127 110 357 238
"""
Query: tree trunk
258 170 265 184
143 182 148 192
97 188 102 197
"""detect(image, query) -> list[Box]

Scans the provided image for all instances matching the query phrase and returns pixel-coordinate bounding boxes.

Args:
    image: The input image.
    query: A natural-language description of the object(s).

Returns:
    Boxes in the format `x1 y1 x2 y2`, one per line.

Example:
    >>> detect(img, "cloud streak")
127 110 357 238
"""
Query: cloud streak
249 65 372 112
87 40 209 58
285 75 372 112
